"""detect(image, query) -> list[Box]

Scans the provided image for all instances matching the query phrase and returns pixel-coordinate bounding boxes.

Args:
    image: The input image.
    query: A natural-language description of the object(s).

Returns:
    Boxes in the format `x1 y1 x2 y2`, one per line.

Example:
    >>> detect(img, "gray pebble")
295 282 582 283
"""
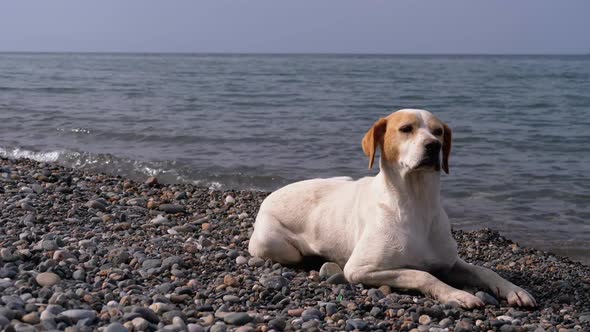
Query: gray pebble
104 322 129 332
159 204 186 214
259 275 288 290
142 258 162 269
319 262 343 277
59 309 96 322
476 291 499 306
223 312 252 325
347 319 369 331
326 273 348 284
248 256 264 267
35 272 61 287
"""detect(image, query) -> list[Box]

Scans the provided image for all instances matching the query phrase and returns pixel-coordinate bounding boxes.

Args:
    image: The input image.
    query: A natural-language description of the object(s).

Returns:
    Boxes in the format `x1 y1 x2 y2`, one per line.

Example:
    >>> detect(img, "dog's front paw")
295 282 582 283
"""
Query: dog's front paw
441 290 485 309
503 286 536 307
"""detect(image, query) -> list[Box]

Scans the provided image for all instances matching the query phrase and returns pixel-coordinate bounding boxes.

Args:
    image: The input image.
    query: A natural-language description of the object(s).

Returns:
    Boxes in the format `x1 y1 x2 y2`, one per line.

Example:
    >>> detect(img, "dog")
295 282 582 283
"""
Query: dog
248 109 536 308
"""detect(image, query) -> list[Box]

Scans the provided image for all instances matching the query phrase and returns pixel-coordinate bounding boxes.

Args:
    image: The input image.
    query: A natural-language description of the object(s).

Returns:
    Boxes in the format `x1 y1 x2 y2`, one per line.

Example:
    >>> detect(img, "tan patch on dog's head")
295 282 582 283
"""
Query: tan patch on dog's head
362 111 420 169
362 109 452 173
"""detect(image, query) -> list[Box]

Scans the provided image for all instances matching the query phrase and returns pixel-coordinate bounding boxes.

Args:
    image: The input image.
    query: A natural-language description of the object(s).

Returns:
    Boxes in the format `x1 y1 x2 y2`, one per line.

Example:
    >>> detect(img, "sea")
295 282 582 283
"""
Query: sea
0 53 589 264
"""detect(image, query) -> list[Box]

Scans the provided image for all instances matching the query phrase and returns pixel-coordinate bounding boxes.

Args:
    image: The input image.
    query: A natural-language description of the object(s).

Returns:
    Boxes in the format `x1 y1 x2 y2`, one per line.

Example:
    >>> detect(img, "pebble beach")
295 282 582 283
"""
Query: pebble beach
0 156 589 332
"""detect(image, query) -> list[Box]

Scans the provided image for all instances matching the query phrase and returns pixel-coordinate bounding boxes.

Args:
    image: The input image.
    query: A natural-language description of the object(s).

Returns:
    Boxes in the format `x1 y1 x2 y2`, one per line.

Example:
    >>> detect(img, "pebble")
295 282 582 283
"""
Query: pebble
159 204 186 214
347 319 369 331
222 295 240 303
85 199 106 211
35 272 61 287
132 317 149 330
319 262 343 277
104 322 129 332
223 312 252 325
21 312 40 324
476 291 500 306
259 275 288 290
59 309 96 322
235 256 248 265
326 273 348 284
419 314 431 325
247 256 264 267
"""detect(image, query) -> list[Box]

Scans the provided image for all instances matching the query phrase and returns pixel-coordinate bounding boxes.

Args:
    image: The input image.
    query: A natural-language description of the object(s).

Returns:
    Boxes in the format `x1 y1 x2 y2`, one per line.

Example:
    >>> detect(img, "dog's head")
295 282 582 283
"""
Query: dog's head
362 109 452 174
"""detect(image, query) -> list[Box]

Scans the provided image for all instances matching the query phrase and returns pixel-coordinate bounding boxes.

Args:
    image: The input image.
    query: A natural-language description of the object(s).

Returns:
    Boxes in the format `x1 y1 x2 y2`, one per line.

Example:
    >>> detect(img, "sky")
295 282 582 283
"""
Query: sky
0 0 589 54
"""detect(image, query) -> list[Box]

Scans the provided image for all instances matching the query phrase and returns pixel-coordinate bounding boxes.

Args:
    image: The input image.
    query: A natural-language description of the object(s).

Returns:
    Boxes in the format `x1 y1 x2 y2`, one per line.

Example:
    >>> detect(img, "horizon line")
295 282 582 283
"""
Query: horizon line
0 51 588 56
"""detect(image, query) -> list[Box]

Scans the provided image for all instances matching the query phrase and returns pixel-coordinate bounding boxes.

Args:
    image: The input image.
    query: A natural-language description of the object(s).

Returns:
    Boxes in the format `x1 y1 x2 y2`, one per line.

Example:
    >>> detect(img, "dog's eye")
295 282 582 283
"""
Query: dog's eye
432 128 443 136
399 125 413 133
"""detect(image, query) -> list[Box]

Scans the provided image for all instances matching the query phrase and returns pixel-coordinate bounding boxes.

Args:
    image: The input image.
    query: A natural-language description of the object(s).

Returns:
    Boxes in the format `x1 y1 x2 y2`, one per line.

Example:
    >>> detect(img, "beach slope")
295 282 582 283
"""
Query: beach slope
0 157 588 331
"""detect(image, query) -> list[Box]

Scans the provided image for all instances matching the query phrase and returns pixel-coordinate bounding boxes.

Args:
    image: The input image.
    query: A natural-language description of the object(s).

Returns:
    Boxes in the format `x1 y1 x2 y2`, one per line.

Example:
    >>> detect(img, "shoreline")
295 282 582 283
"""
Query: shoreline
0 156 589 331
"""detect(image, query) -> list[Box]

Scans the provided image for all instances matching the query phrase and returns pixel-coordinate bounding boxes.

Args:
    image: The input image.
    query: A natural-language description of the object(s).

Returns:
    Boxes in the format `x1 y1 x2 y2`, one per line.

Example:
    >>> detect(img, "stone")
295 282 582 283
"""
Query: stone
326 273 348 284
187 324 204 332
162 256 184 268
145 176 159 186
370 306 382 316
236 256 248 265
142 259 162 269
150 215 170 225
419 314 431 325
268 318 286 330
159 204 186 214
59 309 97 322
301 308 323 321
439 318 453 328
85 200 106 211
319 262 343 277
500 325 518 332
41 239 59 251
378 285 392 295
132 317 149 330
223 312 252 325
222 295 240 303
150 302 173 314
225 195 235 204
132 307 160 323
36 272 61 287
223 275 240 287
21 312 40 324
368 288 385 301
259 275 288 290
346 319 369 331
326 302 338 316
248 256 264 267
476 291 500 306
104 322 129 332
210 322 228 332
287 308 305 317
73 270 86 281
497 315 514 323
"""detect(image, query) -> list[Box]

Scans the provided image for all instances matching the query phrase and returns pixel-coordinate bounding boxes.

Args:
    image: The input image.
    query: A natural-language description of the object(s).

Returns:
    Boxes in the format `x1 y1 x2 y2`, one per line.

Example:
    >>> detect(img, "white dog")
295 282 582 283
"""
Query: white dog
249 109 536 308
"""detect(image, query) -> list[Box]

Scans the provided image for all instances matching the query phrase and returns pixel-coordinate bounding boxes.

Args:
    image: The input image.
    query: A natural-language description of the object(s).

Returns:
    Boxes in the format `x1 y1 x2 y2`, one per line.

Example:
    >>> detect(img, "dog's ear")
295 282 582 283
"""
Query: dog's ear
442 122 452 174
362 118 387 169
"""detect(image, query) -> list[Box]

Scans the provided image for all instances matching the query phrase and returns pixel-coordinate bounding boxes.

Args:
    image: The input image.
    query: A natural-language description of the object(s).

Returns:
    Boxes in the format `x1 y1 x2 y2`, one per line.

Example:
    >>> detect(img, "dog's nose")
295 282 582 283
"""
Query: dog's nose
425 140 441 153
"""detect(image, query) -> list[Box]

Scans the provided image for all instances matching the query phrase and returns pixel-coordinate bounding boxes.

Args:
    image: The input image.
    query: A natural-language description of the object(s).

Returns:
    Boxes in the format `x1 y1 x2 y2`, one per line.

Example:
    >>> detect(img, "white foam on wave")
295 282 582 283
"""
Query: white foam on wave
0 147 62 162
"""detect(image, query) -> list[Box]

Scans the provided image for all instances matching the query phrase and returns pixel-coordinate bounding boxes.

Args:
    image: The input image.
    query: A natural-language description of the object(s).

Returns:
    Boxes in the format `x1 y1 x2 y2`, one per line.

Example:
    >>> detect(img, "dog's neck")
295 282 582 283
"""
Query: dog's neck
376 158 441 209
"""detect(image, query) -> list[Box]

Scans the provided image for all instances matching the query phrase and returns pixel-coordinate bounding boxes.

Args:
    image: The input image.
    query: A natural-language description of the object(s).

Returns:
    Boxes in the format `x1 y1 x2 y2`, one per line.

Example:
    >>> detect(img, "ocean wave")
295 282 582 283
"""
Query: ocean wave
0 147 62 162
0 145 286 191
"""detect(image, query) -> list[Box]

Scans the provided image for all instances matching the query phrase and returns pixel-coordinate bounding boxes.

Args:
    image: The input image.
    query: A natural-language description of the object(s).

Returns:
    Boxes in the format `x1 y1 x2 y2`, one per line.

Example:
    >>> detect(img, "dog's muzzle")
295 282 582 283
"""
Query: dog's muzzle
416 141 441 171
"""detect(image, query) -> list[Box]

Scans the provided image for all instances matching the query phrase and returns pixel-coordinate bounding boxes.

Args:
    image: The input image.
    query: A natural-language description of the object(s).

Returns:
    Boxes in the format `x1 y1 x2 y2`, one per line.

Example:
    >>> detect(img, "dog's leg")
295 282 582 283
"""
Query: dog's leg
248 214 303 265
440 258 536 307
343 265 484 309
